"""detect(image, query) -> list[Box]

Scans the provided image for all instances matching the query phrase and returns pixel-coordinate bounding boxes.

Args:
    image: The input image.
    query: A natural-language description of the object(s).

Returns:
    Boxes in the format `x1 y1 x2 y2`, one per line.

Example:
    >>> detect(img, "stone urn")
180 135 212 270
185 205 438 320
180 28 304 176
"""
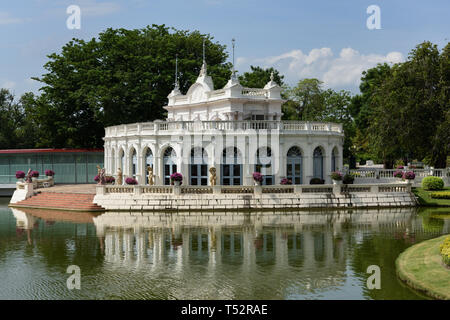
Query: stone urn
332 179 342 185
254 180 261 186
174 181 181 186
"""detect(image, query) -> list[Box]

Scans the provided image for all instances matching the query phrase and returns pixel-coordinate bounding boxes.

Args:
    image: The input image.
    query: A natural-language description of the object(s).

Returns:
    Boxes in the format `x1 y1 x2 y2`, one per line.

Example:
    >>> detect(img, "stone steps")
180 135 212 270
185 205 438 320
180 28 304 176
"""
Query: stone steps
14 192 105 212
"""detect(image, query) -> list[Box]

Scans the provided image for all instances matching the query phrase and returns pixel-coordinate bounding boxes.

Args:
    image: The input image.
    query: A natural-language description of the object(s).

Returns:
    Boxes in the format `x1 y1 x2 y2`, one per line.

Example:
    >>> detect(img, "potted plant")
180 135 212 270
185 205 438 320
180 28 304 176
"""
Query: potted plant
331 171 343 184
403 171 415 184
125 177 138 185
280 178 292 185
342 173 355 185
45 170 55 178
253 172 263 186
16 171 25 182
170 172 183 186
393 170 403 182
105 176 115 185
31 170 39 181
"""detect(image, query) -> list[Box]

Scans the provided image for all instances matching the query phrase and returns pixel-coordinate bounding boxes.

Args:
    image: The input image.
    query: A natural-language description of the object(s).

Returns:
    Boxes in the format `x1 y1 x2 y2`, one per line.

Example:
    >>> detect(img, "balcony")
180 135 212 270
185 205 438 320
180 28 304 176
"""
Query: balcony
105 121 344 138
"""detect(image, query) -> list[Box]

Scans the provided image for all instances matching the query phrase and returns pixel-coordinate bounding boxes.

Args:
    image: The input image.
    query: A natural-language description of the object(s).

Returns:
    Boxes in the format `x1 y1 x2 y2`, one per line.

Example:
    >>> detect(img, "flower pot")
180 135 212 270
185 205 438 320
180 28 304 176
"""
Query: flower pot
174 181 181 186
396 177 403 183
254 181 261 186
332 179 342 185
32 177 37 182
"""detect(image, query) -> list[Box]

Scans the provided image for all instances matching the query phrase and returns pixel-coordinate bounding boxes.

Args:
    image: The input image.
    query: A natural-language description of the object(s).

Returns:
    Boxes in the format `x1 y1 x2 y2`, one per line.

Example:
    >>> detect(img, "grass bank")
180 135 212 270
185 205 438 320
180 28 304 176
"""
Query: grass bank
412 187 450 207
396 235 450 300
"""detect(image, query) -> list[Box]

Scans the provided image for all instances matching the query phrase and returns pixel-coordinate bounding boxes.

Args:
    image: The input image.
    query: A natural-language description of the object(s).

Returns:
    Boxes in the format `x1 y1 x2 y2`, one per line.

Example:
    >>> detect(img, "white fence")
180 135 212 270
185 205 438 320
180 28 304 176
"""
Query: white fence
350 168 450 186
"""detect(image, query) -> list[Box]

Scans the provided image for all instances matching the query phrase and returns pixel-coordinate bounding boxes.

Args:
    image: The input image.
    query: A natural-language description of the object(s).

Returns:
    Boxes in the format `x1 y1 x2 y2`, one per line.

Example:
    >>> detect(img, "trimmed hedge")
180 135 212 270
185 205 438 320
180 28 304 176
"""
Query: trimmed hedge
440 236 450 266
422 176 444 191
310 178 325 185
430 191 450 199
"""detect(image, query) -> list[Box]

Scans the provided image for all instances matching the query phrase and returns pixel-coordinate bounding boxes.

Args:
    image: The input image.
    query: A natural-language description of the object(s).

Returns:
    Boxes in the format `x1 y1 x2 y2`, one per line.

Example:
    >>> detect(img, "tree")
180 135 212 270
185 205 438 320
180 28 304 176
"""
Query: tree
32 24 232 148
238 66 285 88
284 79 324 120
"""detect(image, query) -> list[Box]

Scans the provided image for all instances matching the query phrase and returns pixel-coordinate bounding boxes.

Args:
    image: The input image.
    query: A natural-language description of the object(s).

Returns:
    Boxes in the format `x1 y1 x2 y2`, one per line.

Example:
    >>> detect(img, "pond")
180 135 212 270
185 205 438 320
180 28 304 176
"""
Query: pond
0 197 449 300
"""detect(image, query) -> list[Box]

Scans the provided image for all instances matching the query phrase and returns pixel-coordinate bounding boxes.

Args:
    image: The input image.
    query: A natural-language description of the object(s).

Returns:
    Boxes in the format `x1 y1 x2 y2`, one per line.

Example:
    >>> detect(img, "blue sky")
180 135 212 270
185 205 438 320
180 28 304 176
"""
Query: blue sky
1 0 449 97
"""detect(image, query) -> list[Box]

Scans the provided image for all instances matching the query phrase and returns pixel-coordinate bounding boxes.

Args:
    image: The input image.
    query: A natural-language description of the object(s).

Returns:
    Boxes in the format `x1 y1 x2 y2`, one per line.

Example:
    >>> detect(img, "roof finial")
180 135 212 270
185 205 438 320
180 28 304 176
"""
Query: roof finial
200 38 207 76
270 71 274 82
231 38 237 80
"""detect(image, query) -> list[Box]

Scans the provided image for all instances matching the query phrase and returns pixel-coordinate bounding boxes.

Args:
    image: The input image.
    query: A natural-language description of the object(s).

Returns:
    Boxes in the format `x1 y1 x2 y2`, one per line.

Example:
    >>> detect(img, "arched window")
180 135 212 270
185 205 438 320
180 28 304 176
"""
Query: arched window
331 147 338 172
190 147 208 185
313 147 324 180
221 147 242 186
163 147 177 185
131 148 137 178
145 148 153 184
255 147 273 185
287 147 303 184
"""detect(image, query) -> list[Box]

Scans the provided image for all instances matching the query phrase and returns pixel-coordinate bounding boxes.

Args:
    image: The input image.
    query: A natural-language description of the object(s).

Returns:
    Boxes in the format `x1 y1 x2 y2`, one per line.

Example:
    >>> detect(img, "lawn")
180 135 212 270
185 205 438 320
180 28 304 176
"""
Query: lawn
396 235 450 300
412 187 450 207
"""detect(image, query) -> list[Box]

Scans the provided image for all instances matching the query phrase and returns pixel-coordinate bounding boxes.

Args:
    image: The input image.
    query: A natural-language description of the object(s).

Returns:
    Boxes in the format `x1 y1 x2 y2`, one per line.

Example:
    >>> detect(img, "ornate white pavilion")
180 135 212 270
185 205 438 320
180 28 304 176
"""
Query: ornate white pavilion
103 59 344 186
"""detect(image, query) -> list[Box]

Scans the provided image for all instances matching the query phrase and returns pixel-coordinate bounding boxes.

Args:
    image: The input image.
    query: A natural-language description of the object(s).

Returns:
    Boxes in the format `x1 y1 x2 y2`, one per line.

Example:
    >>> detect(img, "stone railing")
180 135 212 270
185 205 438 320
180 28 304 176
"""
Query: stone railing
105 121 343 137
96 183 411 196
350 168 450 186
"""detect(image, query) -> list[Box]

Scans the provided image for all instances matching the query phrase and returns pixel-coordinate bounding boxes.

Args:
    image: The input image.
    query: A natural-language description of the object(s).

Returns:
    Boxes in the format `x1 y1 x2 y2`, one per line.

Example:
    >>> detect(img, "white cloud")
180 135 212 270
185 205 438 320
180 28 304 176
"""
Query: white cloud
237 47 404 91
0 12 23 25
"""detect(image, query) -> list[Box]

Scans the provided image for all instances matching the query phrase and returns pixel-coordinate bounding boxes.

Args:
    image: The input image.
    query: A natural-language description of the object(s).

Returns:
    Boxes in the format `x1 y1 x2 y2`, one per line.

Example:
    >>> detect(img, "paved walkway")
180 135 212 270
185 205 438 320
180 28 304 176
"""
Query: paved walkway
37 184 97 194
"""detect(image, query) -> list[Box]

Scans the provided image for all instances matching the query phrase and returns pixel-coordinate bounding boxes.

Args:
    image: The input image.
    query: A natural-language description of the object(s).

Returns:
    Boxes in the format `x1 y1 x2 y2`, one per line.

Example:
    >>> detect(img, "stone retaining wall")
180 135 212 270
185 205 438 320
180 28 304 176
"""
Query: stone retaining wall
93 184 416 211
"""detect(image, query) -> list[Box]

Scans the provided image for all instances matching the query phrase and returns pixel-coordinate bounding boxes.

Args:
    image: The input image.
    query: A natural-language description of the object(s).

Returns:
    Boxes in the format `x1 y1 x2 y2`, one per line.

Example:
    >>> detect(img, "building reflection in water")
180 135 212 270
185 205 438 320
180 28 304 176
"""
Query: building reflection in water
11 207 449 297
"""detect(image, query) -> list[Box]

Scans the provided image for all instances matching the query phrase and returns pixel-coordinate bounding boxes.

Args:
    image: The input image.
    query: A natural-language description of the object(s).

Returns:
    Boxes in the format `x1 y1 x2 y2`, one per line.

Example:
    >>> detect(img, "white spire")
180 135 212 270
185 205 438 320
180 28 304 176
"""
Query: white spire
231 38 237 80
174 54 180 90
199 38 207 76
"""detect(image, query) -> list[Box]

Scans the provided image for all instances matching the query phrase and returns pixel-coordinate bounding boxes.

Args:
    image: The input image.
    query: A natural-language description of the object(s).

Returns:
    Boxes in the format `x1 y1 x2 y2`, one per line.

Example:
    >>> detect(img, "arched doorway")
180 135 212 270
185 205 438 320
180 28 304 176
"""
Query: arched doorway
313 147 324 180
190 147 208 185
287 146 302 184
144 147 153 184
163 147 177 185
221 147 242 186
130 148 137 178
255 147 273 185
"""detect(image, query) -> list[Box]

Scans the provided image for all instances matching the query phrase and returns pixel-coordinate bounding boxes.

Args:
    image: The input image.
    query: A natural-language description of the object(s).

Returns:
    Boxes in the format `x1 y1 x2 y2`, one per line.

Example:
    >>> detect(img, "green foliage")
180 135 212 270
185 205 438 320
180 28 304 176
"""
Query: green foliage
238 66 285 88
429 191 450 199
31 24 232 148
422 176 445 191
362 42 450 168
440 236 450 266
343 173 355 184
330 171 343 180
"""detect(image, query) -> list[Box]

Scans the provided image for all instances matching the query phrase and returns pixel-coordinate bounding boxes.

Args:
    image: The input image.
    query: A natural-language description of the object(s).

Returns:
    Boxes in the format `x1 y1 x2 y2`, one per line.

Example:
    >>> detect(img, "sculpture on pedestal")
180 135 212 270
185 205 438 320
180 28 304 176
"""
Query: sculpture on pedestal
116 168 123 185
147 166 154 185
209 167 216 186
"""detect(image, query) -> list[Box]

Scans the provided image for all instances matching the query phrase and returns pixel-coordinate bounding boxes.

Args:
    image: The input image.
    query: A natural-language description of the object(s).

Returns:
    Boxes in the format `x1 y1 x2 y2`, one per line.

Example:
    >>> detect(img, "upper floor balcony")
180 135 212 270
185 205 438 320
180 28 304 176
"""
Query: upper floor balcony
104 120 344 138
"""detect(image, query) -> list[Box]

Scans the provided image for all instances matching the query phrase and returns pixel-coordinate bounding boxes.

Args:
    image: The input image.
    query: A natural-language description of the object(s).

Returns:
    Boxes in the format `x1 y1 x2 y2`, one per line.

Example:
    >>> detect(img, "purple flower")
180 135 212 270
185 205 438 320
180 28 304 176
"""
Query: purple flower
253 172 263 182
105 176 115 184
125 177 138 185
94 175 100 182
280 178 292 185
16 171 25 179
45 169 55 176
331 171 343 181
31 171 39 178
396 165 404 169
393 170 403 178
170 172 183 182
403 171 415 180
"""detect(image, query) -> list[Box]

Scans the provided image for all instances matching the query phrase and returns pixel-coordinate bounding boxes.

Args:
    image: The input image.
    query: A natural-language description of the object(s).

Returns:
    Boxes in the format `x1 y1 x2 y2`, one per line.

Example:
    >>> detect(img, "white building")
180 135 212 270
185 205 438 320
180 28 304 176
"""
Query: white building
103 59 344 186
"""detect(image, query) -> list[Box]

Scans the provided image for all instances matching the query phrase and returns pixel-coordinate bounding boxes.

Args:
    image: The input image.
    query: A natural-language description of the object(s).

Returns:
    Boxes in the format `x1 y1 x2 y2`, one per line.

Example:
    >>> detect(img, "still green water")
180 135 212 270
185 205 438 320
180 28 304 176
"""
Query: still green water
0 197 448 300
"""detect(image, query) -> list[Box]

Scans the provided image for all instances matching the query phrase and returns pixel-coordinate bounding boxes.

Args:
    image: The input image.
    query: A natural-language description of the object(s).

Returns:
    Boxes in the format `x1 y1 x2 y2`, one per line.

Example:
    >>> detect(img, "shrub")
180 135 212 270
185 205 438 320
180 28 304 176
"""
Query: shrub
310 178 324 185
15 171 25 179
125 177 138 185
429 191 450 199
170 172 183 182
31 171 39 178
439 236 450 266
343 173 355 184
45 169 55 176
422 176 444 191
330 171 343 181
280 178 292 185
396 165 404 169
253 172 263 183
393 170 404 178
403 171 415 180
